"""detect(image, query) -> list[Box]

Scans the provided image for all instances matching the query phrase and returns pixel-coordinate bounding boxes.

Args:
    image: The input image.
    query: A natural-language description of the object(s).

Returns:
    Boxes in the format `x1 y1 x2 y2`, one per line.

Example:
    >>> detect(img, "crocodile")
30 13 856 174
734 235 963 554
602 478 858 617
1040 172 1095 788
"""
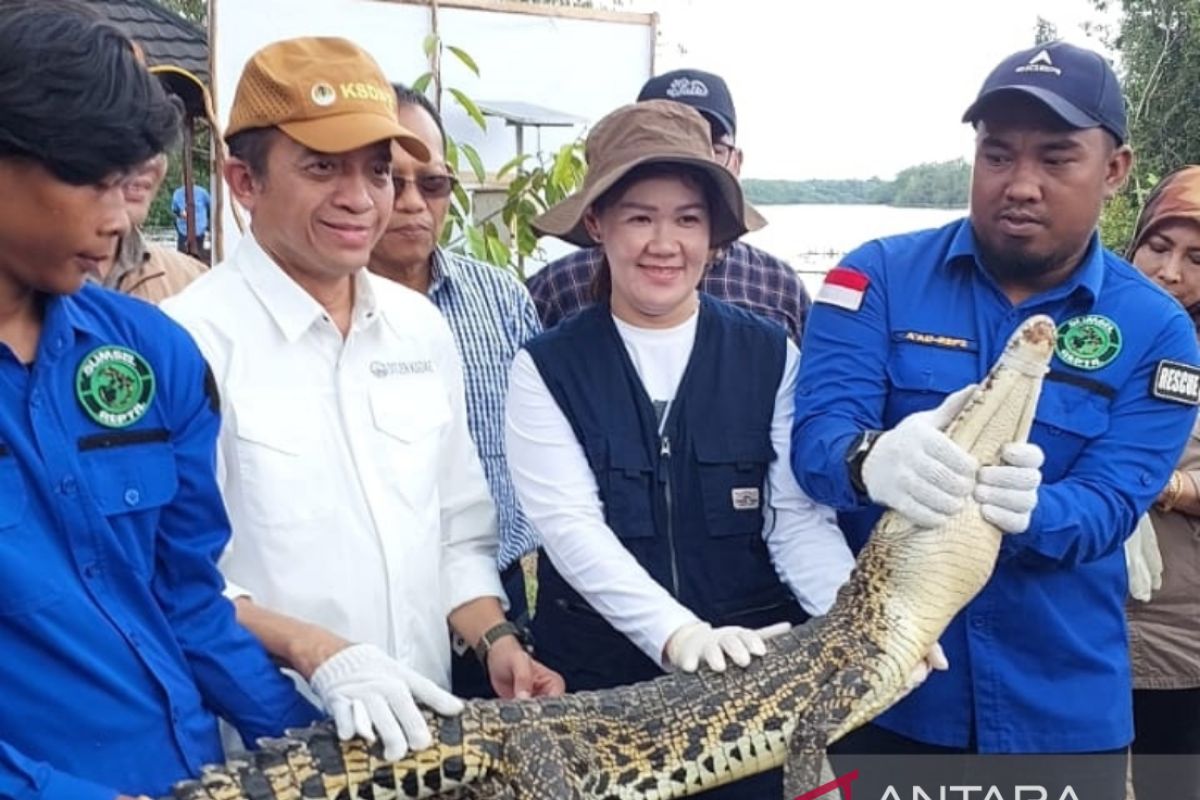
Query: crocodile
167 314 1058 800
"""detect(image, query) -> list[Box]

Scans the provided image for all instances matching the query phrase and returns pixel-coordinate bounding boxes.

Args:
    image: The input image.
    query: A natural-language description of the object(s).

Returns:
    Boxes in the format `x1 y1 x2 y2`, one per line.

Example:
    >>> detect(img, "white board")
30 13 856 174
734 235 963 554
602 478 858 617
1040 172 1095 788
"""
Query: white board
211 0 655 257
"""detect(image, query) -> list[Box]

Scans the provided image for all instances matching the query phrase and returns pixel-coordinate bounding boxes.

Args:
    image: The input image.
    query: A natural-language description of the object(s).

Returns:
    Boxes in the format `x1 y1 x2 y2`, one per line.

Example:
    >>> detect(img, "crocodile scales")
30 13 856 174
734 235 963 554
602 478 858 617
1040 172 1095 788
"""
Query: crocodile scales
167 315 1057 800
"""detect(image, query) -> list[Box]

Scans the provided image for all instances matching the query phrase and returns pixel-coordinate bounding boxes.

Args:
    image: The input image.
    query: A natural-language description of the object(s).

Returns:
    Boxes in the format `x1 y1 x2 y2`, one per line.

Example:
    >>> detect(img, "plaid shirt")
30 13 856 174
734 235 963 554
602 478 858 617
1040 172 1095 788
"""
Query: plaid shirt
525 241 811 342
428 249 542 570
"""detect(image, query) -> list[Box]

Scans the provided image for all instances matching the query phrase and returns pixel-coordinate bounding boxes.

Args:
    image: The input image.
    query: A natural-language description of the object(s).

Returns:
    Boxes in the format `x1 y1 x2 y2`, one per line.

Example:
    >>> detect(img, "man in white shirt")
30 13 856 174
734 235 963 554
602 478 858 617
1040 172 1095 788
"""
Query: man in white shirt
164 36 562 763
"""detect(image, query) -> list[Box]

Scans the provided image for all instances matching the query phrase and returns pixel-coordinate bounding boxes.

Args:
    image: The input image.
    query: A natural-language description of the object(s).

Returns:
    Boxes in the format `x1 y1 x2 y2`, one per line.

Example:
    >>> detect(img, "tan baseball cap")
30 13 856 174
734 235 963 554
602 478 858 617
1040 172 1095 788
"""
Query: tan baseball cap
225 37 430 161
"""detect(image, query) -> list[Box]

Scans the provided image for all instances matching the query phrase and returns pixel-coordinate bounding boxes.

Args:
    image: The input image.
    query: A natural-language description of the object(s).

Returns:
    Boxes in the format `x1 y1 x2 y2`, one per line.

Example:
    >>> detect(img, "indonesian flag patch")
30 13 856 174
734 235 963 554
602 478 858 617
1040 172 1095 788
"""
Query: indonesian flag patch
816 266 870 311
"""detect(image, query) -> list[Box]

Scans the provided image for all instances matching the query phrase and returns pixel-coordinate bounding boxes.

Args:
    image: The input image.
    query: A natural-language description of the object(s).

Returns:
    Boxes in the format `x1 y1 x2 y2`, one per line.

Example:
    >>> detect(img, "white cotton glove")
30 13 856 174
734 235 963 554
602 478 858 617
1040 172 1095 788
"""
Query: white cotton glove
309 643 465 760
1126 514 1164 602
861 386 979 528
973 442 1043 534
664 620 792 673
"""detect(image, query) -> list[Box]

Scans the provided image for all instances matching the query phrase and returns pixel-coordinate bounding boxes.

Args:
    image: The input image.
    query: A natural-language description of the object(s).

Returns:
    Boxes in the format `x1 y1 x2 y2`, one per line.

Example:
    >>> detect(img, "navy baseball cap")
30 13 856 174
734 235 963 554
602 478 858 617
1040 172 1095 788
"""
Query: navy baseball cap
962 41 1127 144
638 68 737 139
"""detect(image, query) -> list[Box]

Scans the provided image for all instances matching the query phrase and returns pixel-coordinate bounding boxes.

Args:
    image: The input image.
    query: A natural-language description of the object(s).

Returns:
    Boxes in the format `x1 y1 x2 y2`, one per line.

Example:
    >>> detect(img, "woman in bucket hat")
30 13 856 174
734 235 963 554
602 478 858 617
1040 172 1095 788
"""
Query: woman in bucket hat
504 100 857 798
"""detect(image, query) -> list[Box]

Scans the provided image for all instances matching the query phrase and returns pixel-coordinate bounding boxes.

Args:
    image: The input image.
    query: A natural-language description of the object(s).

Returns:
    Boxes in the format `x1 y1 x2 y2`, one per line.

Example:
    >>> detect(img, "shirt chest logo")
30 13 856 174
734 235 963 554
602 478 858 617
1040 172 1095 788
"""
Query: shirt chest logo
370 359 434 378
1055 315 1122 371
75 345 156 428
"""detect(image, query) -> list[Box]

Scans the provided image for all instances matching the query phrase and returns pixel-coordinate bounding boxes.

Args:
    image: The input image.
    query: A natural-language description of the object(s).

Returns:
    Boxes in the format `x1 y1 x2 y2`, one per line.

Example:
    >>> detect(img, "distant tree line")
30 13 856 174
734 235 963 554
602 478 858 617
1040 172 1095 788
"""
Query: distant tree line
743 158 970 208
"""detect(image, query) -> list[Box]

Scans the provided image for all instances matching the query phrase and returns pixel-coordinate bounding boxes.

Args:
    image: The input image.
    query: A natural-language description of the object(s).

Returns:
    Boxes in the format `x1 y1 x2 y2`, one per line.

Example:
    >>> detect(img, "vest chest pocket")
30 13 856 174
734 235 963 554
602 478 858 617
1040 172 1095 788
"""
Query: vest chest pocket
0 448 26 529
694 437 773 538
587 438 656 541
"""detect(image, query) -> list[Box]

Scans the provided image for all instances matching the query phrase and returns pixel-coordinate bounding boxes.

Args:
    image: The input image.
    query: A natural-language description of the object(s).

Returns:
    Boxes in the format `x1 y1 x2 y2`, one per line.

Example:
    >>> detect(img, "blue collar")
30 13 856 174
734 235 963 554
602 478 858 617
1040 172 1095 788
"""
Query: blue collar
428 248 454 298
944 218 1105 306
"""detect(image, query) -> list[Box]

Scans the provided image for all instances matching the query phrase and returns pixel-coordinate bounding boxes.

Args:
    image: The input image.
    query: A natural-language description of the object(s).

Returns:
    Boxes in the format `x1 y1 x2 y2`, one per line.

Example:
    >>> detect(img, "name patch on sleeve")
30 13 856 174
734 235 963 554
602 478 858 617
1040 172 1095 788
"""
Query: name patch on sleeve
1152 360 1200 406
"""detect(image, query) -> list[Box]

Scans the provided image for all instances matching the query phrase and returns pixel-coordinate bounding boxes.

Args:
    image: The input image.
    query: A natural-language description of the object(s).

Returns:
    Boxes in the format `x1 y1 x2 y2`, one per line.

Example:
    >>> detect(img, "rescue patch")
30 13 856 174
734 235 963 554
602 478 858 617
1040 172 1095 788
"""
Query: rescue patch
75 346 156 428
895 331 975 351
1152 360 1200 406
815 266 869 312
1055 315 1122 371
731 487 760 510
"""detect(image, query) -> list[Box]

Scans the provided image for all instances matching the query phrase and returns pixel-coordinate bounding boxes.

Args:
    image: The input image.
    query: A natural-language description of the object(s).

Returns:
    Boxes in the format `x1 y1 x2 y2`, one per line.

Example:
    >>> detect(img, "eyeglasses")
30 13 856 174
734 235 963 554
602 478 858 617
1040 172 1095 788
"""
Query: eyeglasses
392 173 457 199
713 141 738 166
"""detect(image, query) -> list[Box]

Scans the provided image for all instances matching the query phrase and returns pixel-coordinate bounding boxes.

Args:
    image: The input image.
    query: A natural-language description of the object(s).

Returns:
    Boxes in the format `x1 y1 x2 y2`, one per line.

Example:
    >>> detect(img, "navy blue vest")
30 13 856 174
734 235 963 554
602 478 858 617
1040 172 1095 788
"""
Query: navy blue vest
526 294 806 690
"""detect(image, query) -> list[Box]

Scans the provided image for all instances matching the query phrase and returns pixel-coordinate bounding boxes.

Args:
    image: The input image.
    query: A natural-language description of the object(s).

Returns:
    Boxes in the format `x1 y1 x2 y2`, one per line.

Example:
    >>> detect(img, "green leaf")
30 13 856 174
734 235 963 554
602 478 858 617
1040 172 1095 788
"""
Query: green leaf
496 153 530 180
446 45 480 77
460 143 487 183
448 88 488 131
411 72 433 96
444 137 460 172
422 34 439 58
517 225 539 256
451 181 471 216
465 226 487 261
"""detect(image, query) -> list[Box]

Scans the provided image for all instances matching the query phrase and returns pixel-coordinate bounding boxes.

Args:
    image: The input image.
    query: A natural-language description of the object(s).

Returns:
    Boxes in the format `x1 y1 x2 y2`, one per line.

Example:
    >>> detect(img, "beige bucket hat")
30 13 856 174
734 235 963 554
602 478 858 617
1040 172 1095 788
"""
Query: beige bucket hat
533 99 748 248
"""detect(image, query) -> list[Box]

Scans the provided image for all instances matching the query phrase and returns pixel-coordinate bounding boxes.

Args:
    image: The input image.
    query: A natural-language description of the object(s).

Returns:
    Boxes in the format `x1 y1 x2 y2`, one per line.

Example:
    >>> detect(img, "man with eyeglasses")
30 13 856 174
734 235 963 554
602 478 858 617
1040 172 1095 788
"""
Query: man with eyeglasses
526 68 812 343
164 37 563 764
367 85 555 700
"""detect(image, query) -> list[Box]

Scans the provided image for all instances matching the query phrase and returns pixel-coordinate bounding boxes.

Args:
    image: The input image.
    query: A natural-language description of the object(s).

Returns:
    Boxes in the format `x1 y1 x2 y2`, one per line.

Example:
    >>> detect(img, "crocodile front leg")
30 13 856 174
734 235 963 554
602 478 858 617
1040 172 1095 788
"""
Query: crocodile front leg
501 727 583 800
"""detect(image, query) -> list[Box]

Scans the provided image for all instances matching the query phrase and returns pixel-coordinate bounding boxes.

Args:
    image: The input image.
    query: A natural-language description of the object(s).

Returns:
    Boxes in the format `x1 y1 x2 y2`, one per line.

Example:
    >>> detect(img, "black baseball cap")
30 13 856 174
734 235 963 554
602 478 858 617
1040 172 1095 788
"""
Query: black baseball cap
638 68 737 140
962 41 1127 144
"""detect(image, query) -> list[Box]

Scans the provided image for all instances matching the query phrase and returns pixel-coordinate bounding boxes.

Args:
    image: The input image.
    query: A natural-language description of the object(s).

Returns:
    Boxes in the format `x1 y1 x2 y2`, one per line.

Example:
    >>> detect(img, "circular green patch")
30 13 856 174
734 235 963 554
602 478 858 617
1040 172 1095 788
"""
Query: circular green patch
75 346 156 428
1055 315 1122 371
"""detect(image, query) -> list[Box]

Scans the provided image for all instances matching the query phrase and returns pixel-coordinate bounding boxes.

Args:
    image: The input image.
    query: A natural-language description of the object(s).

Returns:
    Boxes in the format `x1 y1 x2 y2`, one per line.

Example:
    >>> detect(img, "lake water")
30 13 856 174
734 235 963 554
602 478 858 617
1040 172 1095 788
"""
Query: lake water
742 203 964 296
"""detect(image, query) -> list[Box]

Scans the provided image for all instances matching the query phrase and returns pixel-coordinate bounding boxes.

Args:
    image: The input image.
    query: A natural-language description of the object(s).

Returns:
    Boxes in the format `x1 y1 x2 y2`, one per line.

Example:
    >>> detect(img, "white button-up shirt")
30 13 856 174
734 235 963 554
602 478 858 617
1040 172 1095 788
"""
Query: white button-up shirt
164 234 502 688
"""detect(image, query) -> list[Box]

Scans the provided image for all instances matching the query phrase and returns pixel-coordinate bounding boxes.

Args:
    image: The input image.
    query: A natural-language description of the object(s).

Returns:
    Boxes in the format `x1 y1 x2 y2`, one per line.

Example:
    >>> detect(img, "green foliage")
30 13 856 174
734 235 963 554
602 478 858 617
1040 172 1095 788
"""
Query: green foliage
415 36 587 278
743 159 970 209
155 0 205 25
1035 16 1060 45
1092 0 1200 252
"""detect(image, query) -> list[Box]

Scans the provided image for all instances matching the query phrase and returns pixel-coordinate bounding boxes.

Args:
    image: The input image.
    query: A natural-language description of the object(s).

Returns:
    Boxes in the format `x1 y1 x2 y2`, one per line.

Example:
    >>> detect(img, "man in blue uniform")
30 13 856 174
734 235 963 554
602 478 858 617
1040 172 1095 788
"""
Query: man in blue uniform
0 3 320 798
791 42 1200 799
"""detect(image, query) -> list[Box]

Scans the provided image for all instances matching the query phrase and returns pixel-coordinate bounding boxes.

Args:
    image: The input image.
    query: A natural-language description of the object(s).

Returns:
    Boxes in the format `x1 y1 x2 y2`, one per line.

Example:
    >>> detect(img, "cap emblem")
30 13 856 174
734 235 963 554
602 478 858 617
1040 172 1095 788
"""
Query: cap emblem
1016 49 1062 76
666 77 709 99
311 81 337 107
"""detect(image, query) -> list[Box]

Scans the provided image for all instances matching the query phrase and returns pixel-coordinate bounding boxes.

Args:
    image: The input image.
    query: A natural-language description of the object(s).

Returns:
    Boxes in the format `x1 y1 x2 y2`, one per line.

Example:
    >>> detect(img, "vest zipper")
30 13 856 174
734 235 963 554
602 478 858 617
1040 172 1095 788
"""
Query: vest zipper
660 434 681 597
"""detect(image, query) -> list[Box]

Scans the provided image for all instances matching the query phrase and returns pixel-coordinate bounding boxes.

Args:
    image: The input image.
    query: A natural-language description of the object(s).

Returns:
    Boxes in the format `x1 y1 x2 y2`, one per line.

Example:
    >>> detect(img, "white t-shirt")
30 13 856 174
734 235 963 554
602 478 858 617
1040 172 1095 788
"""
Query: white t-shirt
505 308 855 664
612 312 697 430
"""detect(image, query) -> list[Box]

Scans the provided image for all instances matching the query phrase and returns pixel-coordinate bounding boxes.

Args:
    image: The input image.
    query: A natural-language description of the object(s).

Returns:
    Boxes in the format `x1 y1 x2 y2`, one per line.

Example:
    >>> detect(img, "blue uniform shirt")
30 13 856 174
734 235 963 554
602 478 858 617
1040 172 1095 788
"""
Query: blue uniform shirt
0 286 319 800
171 185 211 238
791 219 1199 752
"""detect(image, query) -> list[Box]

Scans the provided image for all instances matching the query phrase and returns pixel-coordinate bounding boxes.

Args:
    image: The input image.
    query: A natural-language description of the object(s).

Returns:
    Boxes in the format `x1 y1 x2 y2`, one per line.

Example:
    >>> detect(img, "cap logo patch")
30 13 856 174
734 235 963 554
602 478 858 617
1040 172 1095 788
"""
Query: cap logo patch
1016 49 1062 76
311 82 336 107
1152 360 1200 406
666 77 709 99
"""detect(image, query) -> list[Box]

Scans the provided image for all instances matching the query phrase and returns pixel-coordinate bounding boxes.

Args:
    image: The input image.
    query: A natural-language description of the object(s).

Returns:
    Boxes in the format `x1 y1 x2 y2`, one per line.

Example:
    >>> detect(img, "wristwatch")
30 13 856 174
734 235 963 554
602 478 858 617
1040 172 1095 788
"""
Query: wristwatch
473 620 524 666
845 430 882 495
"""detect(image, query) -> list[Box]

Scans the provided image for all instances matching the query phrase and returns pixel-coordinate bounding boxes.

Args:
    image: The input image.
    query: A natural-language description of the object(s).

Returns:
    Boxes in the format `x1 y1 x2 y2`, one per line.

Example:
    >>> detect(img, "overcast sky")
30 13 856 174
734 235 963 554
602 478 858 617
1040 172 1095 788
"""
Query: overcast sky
638 0 1116 180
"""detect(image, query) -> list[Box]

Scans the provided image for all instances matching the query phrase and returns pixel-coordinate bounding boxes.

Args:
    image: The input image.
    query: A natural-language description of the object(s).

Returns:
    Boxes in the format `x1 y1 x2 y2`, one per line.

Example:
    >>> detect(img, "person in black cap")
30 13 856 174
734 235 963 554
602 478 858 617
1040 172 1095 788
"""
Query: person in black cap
789 40 1200 800
525 68 811 344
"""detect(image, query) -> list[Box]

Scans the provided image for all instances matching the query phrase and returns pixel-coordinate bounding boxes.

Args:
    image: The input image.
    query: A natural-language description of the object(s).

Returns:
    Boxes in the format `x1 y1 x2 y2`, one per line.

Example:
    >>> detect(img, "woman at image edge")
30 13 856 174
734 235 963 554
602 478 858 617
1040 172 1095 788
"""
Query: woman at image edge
504 99 863 798
1125 165 1200 800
